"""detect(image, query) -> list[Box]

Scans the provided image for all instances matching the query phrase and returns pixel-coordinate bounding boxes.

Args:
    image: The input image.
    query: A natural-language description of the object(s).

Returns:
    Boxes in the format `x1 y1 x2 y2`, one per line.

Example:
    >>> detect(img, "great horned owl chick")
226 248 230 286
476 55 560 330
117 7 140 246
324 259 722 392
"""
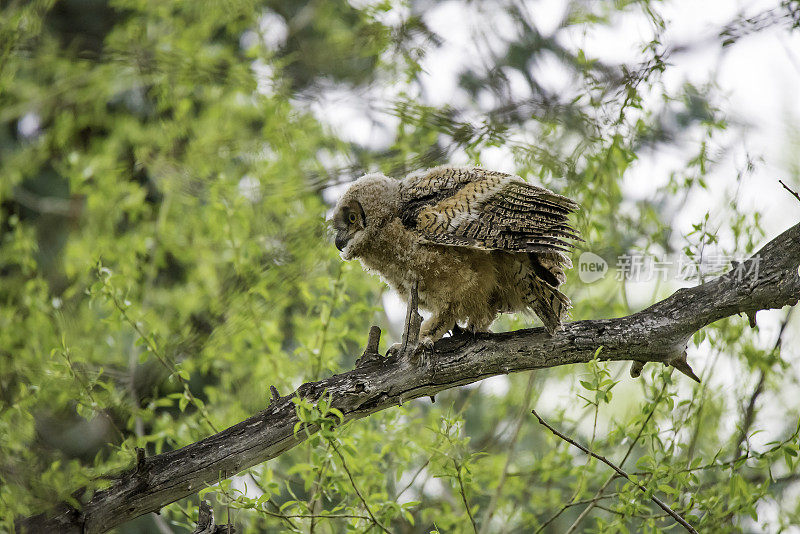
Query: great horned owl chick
331 166 580 346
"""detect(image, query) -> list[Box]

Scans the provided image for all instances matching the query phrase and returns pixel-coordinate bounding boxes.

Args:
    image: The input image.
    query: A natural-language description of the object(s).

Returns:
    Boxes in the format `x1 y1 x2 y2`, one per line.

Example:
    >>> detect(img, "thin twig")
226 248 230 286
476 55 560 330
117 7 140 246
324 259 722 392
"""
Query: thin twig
594 504 669 520
734 370 766 455
260 510 372 520
779 179 800 203
307 443 333 533
684 350 721 462
109 290 218 433
633 411 800 480
55 333 126 442
311 268 343 380
734 307 793 455
395 458 431 500
395 386 483 503
533 490 624 532
453 459 478 534
549 379 669 534
245 473 300 531
531 409 698 534
329 441 392 534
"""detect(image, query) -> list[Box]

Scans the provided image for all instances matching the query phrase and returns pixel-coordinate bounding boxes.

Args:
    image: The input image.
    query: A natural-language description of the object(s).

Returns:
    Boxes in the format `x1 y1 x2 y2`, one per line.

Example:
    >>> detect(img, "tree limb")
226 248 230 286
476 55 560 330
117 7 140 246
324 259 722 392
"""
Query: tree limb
18 222 800 534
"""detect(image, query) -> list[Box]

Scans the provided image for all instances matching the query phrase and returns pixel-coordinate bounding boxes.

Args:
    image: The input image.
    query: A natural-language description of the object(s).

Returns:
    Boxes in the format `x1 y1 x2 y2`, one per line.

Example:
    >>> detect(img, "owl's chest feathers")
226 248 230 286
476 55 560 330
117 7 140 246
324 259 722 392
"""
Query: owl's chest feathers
357 219 498 312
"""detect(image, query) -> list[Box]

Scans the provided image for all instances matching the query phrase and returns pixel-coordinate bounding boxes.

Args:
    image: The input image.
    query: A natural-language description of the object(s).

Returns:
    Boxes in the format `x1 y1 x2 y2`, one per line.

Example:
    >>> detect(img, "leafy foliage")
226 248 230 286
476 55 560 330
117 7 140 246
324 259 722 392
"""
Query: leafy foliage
1 0 799 532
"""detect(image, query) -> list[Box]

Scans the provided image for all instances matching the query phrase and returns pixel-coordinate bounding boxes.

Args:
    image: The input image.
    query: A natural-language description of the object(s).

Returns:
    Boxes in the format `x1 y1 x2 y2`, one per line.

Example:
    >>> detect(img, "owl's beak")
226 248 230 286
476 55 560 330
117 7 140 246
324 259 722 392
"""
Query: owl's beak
335 231 349 252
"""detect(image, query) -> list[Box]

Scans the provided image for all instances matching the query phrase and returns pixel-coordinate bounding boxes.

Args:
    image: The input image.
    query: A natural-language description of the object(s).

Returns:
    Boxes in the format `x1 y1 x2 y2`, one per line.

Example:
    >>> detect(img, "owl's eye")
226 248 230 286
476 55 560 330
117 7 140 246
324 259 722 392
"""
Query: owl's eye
348 212 358 224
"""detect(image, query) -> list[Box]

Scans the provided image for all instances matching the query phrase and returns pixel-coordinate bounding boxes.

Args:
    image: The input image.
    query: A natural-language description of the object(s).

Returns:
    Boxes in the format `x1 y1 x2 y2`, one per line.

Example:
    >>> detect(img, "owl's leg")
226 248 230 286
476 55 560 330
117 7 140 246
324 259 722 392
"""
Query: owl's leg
401 280 423 350
387 280 426 361
420 309 456 347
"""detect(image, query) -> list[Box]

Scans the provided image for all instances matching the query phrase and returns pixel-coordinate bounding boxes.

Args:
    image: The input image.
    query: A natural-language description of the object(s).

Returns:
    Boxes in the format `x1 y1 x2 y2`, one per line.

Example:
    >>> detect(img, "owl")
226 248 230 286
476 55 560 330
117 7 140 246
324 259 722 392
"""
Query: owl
331 166 580 349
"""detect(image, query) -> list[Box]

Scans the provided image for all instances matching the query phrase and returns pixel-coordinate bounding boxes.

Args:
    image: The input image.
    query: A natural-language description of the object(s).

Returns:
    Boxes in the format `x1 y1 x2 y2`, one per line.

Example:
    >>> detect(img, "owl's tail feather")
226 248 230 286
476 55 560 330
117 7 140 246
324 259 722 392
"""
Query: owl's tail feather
525 252 571 334
527 279 571 335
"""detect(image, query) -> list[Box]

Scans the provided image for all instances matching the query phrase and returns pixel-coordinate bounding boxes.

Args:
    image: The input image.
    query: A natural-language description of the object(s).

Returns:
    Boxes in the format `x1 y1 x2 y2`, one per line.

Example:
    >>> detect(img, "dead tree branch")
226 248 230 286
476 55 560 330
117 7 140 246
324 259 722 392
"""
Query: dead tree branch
18 222 800 533
779 179 800 203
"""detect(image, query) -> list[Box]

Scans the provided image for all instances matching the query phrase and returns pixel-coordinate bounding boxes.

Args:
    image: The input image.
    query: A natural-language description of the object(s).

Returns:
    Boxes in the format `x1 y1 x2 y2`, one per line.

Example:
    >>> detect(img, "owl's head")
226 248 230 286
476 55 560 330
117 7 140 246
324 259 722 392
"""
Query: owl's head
331 173 400 260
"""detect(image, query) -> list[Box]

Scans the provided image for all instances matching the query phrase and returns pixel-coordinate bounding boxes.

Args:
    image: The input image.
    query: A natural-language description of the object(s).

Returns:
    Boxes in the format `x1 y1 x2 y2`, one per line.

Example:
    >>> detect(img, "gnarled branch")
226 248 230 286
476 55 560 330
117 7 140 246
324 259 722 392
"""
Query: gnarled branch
19 222 800 534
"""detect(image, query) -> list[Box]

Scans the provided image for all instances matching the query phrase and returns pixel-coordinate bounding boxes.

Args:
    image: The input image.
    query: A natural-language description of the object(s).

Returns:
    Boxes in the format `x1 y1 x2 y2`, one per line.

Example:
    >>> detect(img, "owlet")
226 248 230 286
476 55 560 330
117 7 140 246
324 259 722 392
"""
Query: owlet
331 166 580 346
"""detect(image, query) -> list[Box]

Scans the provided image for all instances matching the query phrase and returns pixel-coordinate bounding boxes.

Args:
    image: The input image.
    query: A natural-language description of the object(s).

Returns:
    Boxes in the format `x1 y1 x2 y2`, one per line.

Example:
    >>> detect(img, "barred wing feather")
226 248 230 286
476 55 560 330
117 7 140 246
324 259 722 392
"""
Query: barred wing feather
399 166 580 253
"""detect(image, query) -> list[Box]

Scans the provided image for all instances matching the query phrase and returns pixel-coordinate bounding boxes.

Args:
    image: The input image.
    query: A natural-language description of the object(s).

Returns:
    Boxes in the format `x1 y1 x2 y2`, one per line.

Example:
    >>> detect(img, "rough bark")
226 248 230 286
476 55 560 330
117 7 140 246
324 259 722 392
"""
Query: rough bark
18 222 800 534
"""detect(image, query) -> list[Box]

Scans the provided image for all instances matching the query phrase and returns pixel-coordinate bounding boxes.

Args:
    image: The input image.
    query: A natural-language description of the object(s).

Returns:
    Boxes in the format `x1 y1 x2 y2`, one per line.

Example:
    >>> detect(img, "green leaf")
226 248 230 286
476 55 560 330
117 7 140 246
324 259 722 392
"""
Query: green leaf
658 484 676 495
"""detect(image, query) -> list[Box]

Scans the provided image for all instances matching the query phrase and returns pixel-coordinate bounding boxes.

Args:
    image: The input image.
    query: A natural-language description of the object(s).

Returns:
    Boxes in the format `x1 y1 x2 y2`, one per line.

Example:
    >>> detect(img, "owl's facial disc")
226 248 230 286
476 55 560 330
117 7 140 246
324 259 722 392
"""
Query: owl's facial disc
332 199 366 257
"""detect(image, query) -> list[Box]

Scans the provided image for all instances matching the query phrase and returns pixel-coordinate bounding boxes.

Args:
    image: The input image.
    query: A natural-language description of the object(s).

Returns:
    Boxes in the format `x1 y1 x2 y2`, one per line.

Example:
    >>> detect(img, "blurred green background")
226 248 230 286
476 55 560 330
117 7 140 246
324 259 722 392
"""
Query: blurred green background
2 0 799 532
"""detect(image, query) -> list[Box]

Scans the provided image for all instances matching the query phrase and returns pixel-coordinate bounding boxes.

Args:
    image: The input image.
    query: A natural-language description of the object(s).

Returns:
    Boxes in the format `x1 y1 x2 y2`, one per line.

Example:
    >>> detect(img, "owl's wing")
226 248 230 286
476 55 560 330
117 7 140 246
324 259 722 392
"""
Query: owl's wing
399 166 580 253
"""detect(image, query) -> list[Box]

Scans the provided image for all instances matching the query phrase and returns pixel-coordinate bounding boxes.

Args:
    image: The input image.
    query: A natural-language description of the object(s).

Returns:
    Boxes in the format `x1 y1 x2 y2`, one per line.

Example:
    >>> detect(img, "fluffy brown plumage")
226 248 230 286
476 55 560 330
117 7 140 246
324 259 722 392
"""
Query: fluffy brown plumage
331 166 580 344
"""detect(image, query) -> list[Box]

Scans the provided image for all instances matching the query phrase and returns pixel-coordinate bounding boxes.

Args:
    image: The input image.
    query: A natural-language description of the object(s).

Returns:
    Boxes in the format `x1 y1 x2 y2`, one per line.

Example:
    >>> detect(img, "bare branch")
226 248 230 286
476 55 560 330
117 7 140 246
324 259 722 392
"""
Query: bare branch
531 409 698 534
779 179 800 203
18 222 800 534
